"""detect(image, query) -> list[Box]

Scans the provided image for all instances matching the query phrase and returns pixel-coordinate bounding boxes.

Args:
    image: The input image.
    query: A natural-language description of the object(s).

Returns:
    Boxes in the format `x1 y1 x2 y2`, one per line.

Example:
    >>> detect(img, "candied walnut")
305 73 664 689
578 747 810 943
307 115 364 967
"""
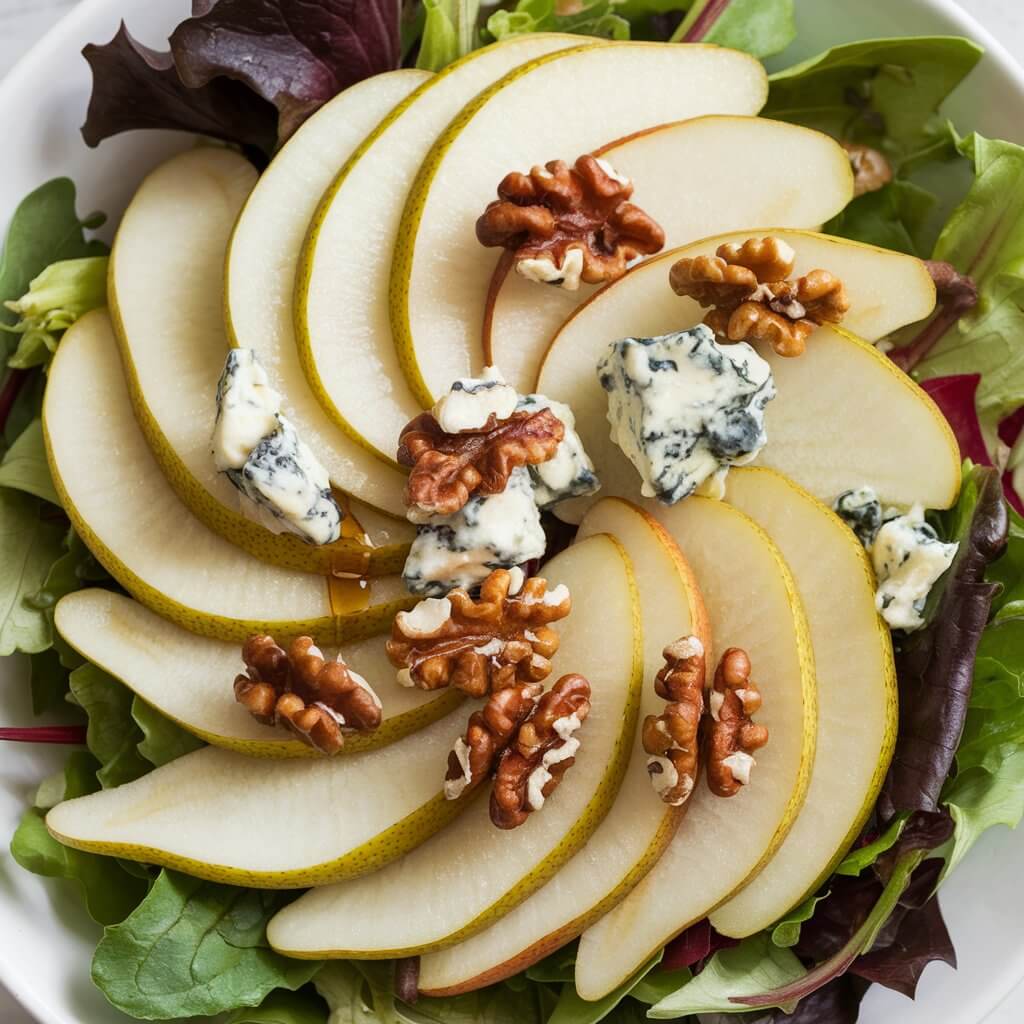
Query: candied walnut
491 674 592 829
841 142 893 197
234 635 382 756
476 154 665 290
669 236 851 358
398 408 564 518
386 567 571 697
642 635 706 807
444 682 543 800
704 647 769 798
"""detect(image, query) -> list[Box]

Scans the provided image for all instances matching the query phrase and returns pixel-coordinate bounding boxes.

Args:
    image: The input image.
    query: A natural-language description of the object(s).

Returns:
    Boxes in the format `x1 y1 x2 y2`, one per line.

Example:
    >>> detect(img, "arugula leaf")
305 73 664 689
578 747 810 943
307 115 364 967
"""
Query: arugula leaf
824 179 938 257
764 37 982 168
418 0 482 70
647 934 805 1018
10 750 148 925
225 988 328 1024
133 694 205 766
0 178 106 341
92 870 321 1019
3 257 108 369
486 0 629 44
672 0 796 58
0 418 59 505
68 663 150 789
0 490 65 655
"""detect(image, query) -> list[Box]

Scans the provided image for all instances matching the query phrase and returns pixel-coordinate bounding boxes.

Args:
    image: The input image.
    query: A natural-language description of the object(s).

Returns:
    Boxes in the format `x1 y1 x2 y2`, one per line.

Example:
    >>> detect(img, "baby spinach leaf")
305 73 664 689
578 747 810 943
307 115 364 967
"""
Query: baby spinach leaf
673 0 796 58
132 695 204 767
30 647 76 715
92 871 321 1019
225 988 328 1024
10 750 148 925
824 179 938 257
0 489 65 655
0 419 60 505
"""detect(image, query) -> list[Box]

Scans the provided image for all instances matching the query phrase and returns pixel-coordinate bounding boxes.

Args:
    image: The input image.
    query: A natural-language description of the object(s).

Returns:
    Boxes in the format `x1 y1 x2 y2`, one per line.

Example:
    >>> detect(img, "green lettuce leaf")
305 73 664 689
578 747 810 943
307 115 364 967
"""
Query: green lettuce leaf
3 257 108 369
10 750 148 925
133 695 204 766
0 418 59 505
764 37 982 168
944 753 1024 873
547 954 660 1023
0 489 65 655
771 892 830 948
823 179 938 257
226 988 328 1024
29 647 76 714
833 815 909 877
417 0 482 71
486 0 629 44
92 870 321 1020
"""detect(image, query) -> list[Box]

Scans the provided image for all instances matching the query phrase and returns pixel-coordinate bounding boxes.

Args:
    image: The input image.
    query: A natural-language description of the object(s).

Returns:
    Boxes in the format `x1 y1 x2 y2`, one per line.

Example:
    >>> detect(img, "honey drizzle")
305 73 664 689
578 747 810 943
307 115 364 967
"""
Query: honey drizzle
327 492 374 619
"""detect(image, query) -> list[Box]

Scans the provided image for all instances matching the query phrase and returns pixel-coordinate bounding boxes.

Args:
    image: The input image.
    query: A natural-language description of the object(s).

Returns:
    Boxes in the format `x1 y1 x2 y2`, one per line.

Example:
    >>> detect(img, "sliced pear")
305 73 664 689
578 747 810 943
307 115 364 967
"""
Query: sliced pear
537 231 957 522
418 498 708 995
111 146 411 571
391 42 769 406
44 312 414 644
46 704 469 888
267 535 644 959
485 118 854 392
54 589 462 758
574 497 816 1001
226 70 428 539
707 468 897 938
298 36 583 466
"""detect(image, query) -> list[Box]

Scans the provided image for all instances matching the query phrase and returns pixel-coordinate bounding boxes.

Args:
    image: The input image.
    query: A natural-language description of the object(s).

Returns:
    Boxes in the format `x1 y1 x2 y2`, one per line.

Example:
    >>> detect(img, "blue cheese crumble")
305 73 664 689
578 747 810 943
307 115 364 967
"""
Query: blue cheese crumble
431 368 518 433
597 325 776 504
833 487 958 632
518 393 600 508
403 467 546 596
212 349 342 546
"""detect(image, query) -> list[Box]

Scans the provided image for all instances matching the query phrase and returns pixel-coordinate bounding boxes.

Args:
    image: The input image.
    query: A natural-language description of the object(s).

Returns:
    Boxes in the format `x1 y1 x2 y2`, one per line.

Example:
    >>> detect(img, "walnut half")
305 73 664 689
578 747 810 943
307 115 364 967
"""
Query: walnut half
642 635 706 807
476 154 665 291
669 236 850 358
386 567 571 697
234 635 382 755
705 647 768 797
491 673 592 829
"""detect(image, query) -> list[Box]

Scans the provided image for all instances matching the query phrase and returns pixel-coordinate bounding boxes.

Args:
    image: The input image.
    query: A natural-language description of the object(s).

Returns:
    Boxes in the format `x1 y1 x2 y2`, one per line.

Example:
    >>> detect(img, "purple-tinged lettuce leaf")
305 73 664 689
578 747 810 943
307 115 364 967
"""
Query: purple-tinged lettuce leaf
81 23 278 155
999 406 1024 515
662 918 739 971
920 375 992 468
877 464 1007 821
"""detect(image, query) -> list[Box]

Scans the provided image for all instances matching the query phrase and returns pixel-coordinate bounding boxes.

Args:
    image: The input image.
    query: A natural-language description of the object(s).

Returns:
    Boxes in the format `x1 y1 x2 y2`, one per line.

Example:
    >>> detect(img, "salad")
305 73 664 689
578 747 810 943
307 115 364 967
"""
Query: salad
2 2 1024 1023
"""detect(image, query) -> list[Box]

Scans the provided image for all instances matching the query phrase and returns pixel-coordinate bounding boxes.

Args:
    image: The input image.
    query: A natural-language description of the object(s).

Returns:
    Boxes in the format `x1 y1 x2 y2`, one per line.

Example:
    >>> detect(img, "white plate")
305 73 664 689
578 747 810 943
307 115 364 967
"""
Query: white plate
1 1 1023 1022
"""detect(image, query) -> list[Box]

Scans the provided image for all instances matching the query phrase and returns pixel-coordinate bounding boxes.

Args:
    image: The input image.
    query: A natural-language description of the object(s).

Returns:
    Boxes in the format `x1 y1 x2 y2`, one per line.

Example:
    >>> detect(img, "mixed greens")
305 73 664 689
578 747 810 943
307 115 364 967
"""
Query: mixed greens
4 0 1024 1021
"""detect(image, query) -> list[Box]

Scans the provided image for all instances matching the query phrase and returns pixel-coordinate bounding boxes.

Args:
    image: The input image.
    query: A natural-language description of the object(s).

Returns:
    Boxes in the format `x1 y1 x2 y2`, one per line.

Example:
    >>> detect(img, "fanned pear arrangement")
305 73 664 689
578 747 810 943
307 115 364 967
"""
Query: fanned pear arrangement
35 30 974 1013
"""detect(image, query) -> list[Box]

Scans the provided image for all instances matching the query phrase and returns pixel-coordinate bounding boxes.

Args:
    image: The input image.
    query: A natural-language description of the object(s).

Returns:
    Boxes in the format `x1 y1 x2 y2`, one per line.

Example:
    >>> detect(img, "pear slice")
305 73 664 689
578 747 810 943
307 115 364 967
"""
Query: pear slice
226 69 428 537
267 535 644 959
111 146 412 571
707 468 897 938
298 36 584 467
485 118 854 392
418 498 708 995
54 589 462 758
537 231 958 523
391 42 768 406
574 497 816 1001
46 704 469 888
44 311 414 644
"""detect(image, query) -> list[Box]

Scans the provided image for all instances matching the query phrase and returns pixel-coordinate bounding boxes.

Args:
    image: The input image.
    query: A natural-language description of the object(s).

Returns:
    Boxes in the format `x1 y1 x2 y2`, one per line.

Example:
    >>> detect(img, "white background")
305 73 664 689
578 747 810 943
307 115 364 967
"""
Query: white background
0 0 1021 1021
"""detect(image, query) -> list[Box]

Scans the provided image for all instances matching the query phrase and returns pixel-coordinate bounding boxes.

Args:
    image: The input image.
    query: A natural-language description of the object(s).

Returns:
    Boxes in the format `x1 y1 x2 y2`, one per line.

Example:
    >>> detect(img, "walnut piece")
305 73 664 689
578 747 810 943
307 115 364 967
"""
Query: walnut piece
841 142 893 197
491 673 592 829
444 682 543 800
669 236 850 358
705 647 768 798
386 567 571 697
398 408 564 519
642 635 706 807
476 154 665 291
234 635 382 755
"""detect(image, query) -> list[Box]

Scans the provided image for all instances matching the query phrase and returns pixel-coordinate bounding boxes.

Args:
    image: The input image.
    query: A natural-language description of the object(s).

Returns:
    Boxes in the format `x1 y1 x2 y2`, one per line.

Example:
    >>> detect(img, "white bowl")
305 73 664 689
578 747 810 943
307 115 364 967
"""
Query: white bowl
1 1 1022 1022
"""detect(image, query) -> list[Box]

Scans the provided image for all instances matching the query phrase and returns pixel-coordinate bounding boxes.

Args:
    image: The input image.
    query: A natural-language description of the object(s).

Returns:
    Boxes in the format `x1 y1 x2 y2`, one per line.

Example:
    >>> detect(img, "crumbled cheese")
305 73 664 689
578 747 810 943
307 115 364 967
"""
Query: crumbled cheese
516 247 585 291
517 392 600 508
721 750 756 786
833 486 884 548
594 157 631 187
526 734 581 811
597 326 776 505
402 466 546 596
431 368 518 434
396 597 452 637
709 690 725 722
212 349 341 545
872 504 958 631
444 738 473 800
